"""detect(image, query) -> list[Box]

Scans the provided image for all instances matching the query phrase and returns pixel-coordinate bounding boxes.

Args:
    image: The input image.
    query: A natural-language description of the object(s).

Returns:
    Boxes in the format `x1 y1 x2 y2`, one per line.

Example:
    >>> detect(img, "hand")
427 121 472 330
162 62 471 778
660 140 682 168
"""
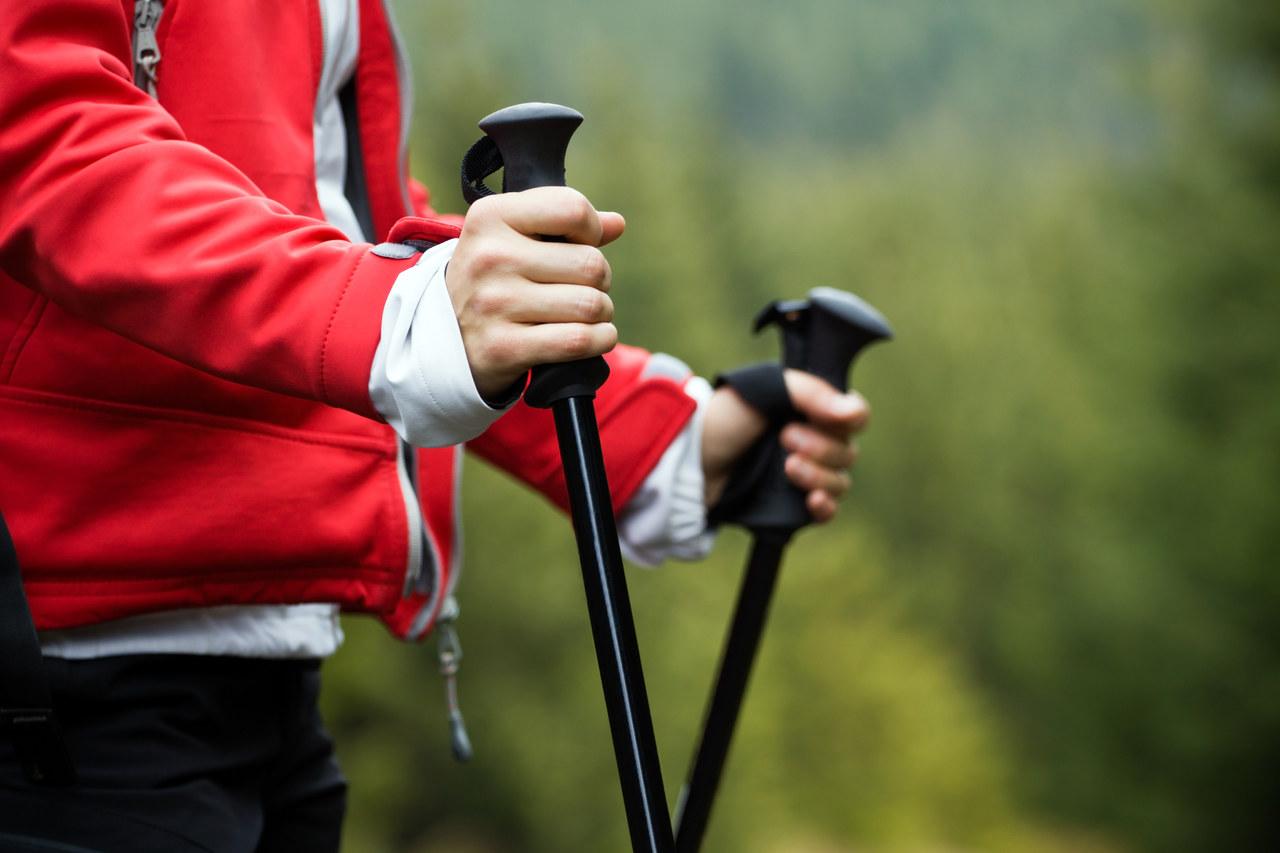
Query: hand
446 187 626 400
701 370 870 523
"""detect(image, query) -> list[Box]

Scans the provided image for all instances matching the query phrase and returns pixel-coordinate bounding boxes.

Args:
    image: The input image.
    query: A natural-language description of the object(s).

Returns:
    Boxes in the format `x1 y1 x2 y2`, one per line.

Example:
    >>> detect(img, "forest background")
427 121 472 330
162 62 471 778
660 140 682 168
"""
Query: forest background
322 1 1280 850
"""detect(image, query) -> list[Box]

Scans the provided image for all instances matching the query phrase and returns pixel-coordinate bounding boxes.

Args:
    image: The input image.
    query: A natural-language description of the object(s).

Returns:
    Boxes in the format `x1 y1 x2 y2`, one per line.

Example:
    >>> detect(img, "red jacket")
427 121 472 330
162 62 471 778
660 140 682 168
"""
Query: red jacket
0 0 695 638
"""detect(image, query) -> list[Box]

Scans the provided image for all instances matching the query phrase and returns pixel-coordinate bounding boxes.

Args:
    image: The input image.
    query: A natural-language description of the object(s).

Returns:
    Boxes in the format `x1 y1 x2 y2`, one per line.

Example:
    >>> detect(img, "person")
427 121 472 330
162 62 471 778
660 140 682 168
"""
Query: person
0 1 871 849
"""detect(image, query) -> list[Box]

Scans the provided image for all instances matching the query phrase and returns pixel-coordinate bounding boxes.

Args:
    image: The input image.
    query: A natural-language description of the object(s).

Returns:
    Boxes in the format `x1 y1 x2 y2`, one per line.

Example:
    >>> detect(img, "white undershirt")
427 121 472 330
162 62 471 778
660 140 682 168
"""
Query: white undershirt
38 0 713 660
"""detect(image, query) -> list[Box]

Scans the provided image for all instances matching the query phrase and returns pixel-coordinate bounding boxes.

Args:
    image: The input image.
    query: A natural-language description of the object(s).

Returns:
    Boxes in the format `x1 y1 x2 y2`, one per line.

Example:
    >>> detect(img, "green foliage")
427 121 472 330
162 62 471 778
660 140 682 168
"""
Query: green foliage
320 1 1280 850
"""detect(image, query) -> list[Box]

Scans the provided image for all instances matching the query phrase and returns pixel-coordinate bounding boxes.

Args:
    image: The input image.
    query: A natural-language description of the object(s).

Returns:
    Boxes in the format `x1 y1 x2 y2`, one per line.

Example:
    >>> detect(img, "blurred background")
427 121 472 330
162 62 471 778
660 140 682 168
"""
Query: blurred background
321 1 1280 850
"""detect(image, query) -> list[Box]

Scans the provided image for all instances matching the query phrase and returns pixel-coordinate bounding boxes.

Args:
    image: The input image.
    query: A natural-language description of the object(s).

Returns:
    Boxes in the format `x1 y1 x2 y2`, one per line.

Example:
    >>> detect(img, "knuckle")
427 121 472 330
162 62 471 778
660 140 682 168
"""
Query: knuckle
817 499 836 523
466 194 501 226
560 326 593 359
465 240 505 276
562 190 595 232
580 249 610 288
576 288 610 323
470 285 508 317
560 323 614 359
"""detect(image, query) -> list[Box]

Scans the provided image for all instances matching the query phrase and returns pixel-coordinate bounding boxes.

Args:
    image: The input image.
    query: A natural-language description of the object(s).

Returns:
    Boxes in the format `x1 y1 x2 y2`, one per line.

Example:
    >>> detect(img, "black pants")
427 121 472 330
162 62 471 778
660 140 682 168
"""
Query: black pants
0 656 346 852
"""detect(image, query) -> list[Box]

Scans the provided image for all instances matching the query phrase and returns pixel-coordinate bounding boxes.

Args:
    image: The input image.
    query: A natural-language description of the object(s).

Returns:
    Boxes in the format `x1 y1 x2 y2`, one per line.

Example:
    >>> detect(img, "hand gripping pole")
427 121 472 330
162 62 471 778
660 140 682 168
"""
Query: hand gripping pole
674 288 892 852
463 103 675 853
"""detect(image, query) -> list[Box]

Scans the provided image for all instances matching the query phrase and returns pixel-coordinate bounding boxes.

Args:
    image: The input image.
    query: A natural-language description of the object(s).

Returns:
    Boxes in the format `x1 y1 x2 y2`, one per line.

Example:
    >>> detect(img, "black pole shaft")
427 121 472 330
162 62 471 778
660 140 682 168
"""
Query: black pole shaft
674 534 789 853
552 395 675 853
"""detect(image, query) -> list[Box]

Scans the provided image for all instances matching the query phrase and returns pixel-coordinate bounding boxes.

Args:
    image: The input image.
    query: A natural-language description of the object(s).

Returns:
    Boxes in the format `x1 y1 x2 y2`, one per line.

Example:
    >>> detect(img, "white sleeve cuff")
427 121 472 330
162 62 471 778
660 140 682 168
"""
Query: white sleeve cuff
617 369 718 567
368 239 514 447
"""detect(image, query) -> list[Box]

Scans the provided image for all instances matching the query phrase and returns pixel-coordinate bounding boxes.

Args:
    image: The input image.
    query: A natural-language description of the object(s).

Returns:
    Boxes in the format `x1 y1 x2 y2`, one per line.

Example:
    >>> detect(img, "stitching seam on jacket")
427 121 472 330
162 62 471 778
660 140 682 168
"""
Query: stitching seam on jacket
0 295 48 383
320 249 366 405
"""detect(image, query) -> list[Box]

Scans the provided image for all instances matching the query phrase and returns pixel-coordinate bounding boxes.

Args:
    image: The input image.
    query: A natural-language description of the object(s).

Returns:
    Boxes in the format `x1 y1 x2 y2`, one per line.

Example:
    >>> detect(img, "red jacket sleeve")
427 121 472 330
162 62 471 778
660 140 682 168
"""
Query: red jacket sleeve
0 0 408 418
468 345 698 512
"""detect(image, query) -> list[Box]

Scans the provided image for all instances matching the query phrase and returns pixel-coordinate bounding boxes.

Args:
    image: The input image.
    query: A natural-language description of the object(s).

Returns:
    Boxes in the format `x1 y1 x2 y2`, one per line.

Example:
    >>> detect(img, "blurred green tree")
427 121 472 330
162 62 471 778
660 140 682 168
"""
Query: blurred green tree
321 1 1280 850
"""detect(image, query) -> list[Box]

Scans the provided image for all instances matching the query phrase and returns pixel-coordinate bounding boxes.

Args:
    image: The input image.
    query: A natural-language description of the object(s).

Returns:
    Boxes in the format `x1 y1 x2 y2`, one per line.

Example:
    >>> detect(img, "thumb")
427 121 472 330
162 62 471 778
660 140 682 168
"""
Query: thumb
597 212 626 246
783 369 869 436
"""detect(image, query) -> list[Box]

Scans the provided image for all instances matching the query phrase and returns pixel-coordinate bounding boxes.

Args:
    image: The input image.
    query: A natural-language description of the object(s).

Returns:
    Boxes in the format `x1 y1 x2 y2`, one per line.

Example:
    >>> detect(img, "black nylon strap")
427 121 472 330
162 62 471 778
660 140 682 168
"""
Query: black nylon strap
707 363 807 532
461 135 504 205
712 362 799 426
706 432 783 529
0 513 76 786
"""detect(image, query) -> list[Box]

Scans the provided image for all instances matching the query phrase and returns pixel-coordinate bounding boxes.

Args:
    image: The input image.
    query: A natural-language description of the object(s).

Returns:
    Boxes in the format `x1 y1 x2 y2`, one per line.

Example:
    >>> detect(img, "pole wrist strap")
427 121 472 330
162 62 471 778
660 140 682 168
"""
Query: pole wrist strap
707 363 805 532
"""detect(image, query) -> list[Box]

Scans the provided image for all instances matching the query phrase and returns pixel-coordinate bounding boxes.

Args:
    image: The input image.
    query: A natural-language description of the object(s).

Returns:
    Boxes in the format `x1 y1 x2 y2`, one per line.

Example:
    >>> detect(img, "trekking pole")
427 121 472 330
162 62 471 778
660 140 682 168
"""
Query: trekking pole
461 103 675 853
674 288 892 853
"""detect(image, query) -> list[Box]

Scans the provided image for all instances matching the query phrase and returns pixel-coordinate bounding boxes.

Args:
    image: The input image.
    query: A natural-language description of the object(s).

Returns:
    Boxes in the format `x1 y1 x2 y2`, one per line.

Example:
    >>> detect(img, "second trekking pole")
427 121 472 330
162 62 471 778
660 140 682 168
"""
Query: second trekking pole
674 287 893 852
461 103 675 853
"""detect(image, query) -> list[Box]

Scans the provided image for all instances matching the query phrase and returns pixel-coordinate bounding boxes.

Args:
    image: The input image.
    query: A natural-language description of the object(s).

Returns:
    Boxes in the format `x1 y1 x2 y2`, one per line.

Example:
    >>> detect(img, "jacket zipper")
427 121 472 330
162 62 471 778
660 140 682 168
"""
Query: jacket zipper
441 448 471 760
434 595 472 762
395 439 429 599
377 0 471 756
403 447 466 638
132 0 163 97
327 0 470 758
383 2 473 760
400 439 469 760
324 0 438 611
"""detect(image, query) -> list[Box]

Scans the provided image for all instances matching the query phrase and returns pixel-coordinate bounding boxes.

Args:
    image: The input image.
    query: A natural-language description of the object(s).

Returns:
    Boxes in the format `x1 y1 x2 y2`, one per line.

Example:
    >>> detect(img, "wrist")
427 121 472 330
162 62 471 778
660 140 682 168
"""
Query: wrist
701 386 768 506
480 372 528 409
369 239 517 447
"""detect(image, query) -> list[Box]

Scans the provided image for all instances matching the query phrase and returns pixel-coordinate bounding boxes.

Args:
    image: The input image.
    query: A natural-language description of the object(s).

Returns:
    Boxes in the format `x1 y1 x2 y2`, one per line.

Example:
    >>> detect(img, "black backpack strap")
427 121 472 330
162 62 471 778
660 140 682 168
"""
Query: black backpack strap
0 512 76 786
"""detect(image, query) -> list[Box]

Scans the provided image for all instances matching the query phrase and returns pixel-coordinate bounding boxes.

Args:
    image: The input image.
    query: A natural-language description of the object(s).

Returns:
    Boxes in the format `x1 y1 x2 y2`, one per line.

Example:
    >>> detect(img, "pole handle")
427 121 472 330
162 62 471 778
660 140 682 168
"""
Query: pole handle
465 103 610 408
477 102 582 194
710 288 892 536
754 286 892 391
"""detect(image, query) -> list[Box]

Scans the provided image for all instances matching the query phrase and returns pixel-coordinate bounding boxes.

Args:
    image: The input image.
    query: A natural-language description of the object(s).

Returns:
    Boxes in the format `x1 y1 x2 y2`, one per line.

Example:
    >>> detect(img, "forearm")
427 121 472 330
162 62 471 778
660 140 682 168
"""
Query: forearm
0 0 406 416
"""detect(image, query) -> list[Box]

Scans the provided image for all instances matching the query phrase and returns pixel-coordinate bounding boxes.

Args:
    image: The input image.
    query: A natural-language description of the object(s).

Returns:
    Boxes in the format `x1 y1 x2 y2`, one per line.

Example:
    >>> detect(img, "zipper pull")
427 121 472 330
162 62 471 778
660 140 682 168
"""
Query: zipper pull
435 596 473 762
133 0 163 96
